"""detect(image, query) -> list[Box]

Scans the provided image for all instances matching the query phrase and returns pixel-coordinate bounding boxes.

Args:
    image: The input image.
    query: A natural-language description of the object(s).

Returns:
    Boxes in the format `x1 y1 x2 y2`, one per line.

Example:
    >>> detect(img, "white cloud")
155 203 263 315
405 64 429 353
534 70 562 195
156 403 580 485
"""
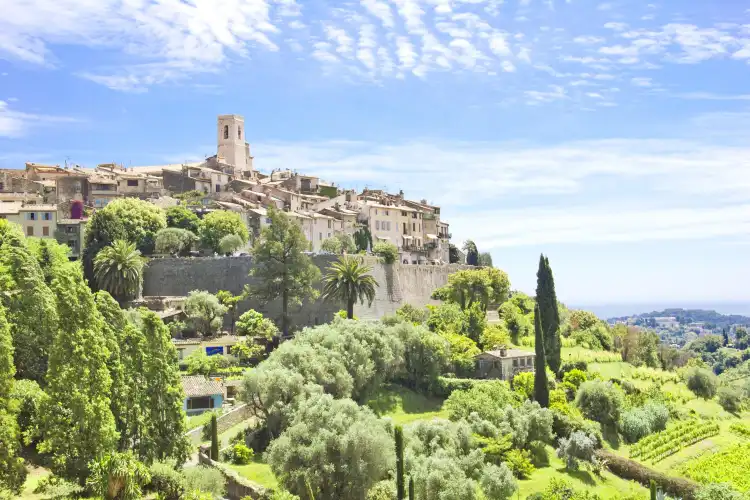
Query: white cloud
517 47 532 63
573 36 605 44
524 84 566 104
488 33 512 57
630 76 652 87
502 60 516 72
360 0 394 28
604 22 629 31
597 3 613 11
0 101 79 138
678 92 750 101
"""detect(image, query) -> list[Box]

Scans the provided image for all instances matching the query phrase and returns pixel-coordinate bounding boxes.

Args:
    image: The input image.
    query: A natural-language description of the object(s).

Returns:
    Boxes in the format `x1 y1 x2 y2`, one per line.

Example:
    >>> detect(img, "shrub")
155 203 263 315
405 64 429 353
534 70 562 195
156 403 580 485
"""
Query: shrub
372 241 398 264
620 401 670 444
225 443 254 465
395 303 428 324
183 466 225 498
562 369 587 389
695 483 743 500
556 431 597 471
537 477 601 500
718 386 744 413
236 309 279 338
155 227 198 256
148 461 186 500
367 480 396 500
219 234 245 255
574 381 624 428
504 449 535 479
481 323 511 350
685 367 718 399
480 463 518 499
559 361 588 378
444 380 521 423
512 371 535 400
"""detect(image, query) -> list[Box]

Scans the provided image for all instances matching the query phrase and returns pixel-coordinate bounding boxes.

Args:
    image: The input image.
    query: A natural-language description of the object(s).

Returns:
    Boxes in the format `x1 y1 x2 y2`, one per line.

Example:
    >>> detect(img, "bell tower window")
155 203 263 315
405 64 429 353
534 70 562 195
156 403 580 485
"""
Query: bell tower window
223 125 229 139
238 126 242 139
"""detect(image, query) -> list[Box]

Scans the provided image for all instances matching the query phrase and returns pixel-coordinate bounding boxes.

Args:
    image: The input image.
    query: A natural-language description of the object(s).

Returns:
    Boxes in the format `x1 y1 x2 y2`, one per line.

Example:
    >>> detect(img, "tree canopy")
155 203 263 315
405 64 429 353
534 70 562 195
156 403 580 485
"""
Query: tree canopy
321 256 379 319
199 210 249 254
431 268 510 312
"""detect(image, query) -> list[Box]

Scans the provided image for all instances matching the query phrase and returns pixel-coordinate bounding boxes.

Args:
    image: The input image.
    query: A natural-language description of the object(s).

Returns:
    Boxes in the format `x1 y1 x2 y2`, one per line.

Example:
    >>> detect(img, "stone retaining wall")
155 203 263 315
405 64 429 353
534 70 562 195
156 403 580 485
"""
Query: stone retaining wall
198 451 267 500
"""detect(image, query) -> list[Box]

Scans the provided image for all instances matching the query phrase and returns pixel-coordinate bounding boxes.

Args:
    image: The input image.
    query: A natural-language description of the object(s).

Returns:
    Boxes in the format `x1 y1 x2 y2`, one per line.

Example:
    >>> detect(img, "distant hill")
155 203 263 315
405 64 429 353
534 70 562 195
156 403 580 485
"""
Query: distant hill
607 308 750 329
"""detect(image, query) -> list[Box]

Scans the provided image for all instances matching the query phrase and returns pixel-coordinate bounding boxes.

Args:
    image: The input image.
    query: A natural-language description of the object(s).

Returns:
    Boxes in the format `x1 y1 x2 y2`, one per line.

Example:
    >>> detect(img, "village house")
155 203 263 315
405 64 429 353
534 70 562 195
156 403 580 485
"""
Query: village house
181 375 226 415
474 346 536 381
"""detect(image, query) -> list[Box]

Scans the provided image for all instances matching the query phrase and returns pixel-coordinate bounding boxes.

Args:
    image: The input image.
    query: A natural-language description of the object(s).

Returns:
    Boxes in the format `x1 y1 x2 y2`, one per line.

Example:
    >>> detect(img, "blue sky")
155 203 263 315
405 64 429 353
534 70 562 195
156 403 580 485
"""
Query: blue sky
1 0 750 307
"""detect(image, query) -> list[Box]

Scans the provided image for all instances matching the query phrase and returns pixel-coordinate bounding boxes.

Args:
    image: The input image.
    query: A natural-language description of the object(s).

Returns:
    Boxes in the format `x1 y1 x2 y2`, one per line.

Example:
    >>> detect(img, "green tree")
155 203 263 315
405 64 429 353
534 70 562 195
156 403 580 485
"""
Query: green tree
219 234 244 255
184 290 227 337
321 256 379 320
320 236 343 254
574 381 624 429
409 477 414 500
448 244 459 264
431 268 510 312
41 265 118 483
395 425 405 500
82 209 128 287
478 252 493 267
247 207 321 336
0 304 26 495
216 290 243 335
534 304 550 408
235 309 279 338
199 210 249 254
137 311 189 463
90 198 167 259
463 240 479 266
372 241 398 264
353 227 372 253
155 228 198 256
536 255 561 373
166 206 200 233
94 240 146 303
210 414 219 461
0 220 59 384
87 451 151 500
267 394 394 500
26 237 70 285
685 367 718 399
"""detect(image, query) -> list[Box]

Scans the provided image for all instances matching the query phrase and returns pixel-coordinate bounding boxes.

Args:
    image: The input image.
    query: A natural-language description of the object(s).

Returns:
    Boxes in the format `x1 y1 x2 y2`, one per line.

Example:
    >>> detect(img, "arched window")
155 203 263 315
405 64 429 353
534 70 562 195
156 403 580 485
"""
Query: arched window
238 126 242 139
223 125 229 139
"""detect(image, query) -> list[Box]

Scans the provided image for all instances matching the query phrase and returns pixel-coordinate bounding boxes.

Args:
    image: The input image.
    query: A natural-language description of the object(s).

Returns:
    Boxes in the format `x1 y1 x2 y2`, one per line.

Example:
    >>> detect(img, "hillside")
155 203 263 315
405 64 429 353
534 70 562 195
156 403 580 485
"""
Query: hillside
610 308 750 328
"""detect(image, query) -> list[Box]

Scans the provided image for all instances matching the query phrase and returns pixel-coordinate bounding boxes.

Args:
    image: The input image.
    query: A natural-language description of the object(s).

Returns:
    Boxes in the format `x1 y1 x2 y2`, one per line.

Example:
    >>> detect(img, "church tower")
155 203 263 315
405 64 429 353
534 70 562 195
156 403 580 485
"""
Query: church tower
217 115 250 174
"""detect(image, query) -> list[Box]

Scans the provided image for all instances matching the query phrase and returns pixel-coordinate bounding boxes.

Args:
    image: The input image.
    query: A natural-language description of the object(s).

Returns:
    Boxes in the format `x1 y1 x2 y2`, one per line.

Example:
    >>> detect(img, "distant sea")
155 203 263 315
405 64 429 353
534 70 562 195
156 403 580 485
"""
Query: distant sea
570 302 750 320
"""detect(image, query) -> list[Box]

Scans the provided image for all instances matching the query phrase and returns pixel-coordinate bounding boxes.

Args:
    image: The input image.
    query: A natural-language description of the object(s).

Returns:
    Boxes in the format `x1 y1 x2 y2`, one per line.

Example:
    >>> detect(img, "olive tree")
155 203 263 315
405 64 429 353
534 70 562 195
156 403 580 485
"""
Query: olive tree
184 290 227 337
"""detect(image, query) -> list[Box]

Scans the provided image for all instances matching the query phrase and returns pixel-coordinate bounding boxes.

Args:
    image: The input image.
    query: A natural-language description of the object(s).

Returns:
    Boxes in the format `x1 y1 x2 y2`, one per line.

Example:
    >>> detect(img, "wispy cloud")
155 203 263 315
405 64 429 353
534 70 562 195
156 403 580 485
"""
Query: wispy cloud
677 92 750 101
0 101 80 138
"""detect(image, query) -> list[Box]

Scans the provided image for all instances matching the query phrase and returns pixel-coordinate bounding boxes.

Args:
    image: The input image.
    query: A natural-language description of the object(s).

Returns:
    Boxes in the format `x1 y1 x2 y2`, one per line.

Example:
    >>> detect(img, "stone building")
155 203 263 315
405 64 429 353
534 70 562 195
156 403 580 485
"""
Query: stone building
474 347 536 381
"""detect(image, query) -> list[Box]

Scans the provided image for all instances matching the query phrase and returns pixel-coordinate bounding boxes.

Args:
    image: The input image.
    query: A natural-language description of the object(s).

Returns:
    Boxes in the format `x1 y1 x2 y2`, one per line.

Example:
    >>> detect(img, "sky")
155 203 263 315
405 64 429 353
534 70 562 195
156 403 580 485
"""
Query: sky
1 0 750 308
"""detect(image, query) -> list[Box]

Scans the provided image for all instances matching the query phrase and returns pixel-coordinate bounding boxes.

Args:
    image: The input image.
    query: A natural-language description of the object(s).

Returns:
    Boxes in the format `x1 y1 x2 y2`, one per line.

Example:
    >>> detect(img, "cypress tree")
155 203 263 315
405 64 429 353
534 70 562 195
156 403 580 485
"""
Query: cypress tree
395 425 405 500
409 477 414 500
536 254 561 373
650 480 657 500
210 413 219 461
533 303 550 408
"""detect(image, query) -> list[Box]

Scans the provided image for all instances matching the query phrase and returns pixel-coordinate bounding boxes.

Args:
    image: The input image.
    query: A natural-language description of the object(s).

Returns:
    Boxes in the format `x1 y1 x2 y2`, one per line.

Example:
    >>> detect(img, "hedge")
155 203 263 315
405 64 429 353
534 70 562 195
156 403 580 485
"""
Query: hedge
596 449 700 499
432 377 494 398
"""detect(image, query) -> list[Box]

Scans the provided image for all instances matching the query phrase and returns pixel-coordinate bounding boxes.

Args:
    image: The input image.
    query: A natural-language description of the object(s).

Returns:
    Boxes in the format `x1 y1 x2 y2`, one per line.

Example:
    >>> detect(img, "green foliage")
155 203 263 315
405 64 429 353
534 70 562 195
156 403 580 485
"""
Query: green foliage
718 386 744 413
33 475 85 499
94 239 146 303
236 309 279 338
478 252 493 267
247 206 321 335
685 367 719 399
395 425 405 500
463 239 479 266
372 241 399 264
512 371 535 400
320 233 357 254
26 237 70 284
353 227 373 253
536 254 561 373
574 381 624 428
0 304 26 495
267 394 394 500
224 443 254 465
184 350 229 376
443 332 481 376
183 466 225 498
479 463 517 499
562 369 588 389
155 227 198 256
10 378 46 446
464 302 487 345
503 449 535 479
99 198 167 254
630 420 720 463
0 219 59 383
426 303 467 335
87 451 151 500
148 461 186 500
431 268 510 312
534 303 550 408
199 210 249 254
185 290 228 336
166 205 200 233
444 381 521 423
694 483 744 500
396 303 429 325
393 323 450 392
321 256 379 319
536 477 602 500
481 323 510 350
568 310 601 332
619 401 670 444
556 430 597 471
678 444 750 493
82 209 127 286
499 301 532 344
219 233 245 255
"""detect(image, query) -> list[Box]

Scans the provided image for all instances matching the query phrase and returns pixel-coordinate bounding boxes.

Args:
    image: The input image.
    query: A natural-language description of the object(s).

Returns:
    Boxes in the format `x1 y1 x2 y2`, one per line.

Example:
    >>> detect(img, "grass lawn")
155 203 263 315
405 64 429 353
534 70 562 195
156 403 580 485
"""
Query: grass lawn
18 465 51 500
560 346 622 364
228 458 278 489
185 409 223 432
517 446 647 499
367 384 449 425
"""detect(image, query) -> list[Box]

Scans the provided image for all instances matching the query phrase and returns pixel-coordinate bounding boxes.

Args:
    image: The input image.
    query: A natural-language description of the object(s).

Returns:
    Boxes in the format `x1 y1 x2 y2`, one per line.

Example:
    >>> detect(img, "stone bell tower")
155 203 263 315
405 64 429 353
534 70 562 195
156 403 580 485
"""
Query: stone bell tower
217 114 253 175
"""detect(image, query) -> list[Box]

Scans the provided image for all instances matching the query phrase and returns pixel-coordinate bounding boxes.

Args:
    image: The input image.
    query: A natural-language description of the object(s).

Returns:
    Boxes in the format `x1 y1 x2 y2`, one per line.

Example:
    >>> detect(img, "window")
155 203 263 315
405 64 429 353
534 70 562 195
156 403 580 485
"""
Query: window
26 226 34 236
403 223 407 233
376 221 380 230
402 211 407 216
375 209 378 215
127 179 139 187
42 226 49 237
528 357 534 366
238 126 242 139
327 220 331 228
520 358 526 367
216 184 221 193
412 222 416 231
327 232 331 238
223 125 229 139
513 359 518 368
319 232 322 241
26 212 37 221
42 212 52 221
385 210 389 215
187 396 214 411
66 226 76 234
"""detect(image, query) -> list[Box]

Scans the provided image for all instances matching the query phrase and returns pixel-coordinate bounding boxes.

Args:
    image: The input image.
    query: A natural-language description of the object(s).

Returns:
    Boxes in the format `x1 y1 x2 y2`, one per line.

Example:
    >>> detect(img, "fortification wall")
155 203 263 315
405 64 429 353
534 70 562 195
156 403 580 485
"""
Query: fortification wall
142 256 469 327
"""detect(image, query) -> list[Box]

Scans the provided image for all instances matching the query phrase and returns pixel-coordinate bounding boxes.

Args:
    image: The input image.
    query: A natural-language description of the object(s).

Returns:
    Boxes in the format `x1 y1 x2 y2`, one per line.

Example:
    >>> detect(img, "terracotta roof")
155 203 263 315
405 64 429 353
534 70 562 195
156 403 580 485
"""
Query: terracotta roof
182 376 224 398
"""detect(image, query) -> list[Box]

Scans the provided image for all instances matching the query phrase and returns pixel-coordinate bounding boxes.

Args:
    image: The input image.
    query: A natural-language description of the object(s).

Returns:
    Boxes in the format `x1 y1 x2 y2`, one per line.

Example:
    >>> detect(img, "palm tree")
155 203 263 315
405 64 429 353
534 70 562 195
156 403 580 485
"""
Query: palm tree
94 239 145 304
322 256 379 319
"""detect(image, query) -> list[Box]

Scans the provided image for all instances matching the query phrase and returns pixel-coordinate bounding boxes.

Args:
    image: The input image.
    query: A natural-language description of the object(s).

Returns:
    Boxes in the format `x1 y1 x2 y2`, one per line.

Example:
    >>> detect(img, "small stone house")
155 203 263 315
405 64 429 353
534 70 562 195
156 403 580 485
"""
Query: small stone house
475 346 536 381
182 375 226 415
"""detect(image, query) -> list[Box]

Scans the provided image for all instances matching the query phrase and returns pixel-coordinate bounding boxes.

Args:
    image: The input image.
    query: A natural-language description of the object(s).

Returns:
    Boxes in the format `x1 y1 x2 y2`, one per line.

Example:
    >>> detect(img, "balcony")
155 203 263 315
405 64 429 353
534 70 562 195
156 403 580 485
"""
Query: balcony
402 243 428 253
